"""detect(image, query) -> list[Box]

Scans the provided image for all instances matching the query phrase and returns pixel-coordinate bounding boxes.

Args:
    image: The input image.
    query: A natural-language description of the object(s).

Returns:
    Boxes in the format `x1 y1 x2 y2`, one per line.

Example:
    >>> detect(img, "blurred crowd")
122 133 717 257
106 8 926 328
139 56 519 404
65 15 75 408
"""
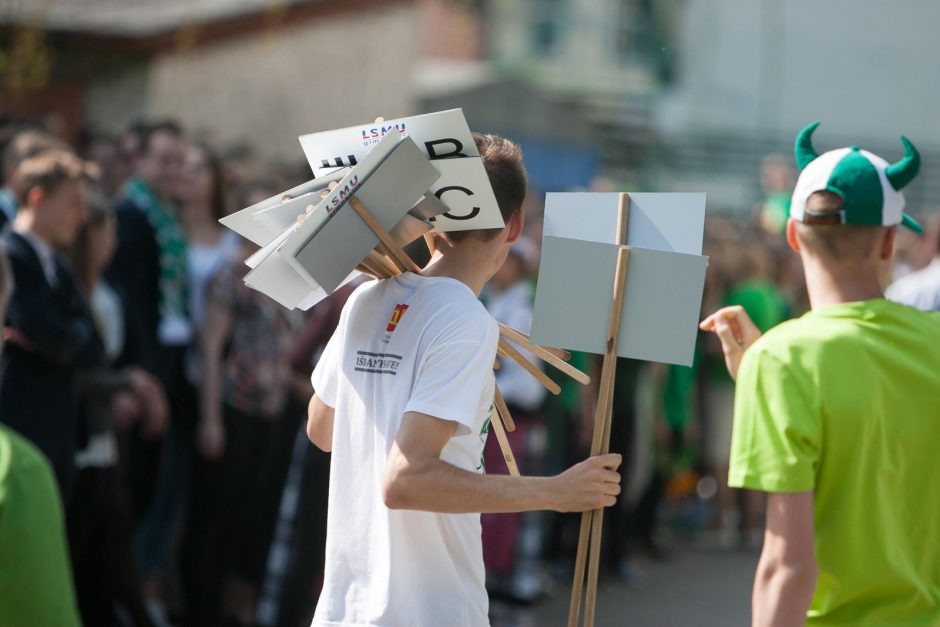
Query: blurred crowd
0 117 937 627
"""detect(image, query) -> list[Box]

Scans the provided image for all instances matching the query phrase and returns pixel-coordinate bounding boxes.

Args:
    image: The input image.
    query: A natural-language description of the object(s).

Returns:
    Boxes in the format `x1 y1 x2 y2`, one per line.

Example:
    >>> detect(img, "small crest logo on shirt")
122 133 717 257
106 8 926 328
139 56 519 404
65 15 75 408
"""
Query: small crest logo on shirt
386 304 409 332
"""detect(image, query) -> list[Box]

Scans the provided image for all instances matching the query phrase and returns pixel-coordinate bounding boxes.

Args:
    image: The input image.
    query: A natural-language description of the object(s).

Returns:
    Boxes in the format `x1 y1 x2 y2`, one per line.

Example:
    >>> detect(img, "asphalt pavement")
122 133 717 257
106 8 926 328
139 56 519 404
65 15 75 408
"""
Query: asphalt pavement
494 544 759 627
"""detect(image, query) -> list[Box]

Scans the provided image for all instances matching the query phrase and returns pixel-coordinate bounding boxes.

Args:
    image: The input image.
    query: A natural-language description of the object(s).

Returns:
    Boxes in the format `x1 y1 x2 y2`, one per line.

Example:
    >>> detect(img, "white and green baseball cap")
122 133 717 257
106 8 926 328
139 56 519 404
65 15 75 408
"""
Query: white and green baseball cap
790 121 923 234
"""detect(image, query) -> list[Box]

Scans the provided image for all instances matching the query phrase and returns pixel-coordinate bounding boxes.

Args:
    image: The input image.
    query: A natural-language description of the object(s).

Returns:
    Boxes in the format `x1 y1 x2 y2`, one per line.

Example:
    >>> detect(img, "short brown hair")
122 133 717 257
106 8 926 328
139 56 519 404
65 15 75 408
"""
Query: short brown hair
1 128 65 179
9 149 99 207
795 191 882 260
442 133 527 243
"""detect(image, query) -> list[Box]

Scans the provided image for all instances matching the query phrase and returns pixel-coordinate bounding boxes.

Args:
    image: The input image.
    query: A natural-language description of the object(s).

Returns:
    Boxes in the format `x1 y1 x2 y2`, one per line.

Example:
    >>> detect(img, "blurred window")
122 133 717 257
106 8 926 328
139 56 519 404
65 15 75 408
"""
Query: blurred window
531 0 565 56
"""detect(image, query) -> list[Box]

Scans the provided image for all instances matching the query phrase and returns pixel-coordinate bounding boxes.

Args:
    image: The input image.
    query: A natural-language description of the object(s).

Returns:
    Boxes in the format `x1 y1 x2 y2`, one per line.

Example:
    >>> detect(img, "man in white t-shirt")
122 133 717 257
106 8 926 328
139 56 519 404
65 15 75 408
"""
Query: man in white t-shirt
307 134 622 627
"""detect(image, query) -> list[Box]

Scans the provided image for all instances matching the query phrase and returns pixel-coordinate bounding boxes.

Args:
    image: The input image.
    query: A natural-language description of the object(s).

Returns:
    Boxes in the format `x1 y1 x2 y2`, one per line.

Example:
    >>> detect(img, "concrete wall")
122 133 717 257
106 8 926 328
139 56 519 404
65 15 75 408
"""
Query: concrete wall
666 0 940 145
98 3 420 162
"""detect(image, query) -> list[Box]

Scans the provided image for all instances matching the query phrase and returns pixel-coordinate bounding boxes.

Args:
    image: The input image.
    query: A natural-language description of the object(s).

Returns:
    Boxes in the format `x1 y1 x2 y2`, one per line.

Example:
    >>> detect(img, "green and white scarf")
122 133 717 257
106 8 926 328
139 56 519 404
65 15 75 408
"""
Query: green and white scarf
124 176 191 344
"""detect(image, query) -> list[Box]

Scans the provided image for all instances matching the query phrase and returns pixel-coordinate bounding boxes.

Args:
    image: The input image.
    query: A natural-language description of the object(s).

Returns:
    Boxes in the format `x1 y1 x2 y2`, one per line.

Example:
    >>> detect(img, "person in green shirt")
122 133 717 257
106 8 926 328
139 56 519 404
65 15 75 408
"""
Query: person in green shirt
701 123 940 626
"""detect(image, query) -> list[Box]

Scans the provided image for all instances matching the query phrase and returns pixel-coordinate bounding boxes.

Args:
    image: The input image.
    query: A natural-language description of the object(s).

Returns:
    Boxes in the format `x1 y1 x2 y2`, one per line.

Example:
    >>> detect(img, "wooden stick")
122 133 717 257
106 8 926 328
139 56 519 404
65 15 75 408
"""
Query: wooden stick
570 193 631 627
493 385 515 433
499 324 590 385
497 338 561 396
350 197 420 273
584 196 631 627
498 323 571 361
568 337 619 627
490 392 520 477
366 250 398 278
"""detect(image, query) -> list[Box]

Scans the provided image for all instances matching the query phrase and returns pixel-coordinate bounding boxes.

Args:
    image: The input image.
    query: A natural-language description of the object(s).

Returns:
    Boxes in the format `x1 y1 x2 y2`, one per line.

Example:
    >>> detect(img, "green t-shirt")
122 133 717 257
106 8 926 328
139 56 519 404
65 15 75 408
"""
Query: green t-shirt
730 299 940 625
0 426 81 627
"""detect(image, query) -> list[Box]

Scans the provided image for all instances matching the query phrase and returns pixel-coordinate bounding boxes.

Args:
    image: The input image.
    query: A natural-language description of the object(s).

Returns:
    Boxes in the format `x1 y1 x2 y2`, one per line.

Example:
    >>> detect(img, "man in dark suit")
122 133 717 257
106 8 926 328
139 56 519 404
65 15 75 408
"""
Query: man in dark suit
0 148 101 500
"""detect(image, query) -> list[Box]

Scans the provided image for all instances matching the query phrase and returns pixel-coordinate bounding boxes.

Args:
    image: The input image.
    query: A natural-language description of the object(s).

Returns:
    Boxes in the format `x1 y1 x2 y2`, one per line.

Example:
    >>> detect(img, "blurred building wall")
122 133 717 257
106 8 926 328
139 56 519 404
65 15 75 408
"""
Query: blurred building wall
665 0 940 143
82 2 420 162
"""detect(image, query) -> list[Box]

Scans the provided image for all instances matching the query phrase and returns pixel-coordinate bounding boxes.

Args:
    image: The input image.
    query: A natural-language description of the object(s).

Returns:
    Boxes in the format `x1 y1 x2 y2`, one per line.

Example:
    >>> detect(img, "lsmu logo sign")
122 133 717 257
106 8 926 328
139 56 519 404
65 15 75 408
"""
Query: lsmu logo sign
386 304 409 332
361 123 407 146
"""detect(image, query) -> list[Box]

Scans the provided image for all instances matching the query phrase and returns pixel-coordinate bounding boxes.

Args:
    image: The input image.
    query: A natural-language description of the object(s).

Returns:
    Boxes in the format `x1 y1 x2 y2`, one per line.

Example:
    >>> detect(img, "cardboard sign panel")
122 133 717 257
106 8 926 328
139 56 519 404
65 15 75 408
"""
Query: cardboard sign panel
427 157 506 231
298 109 504 232
542 192 706 255
529 236 707 367
220 169 351 246
298 109 479 177
282 133 440 293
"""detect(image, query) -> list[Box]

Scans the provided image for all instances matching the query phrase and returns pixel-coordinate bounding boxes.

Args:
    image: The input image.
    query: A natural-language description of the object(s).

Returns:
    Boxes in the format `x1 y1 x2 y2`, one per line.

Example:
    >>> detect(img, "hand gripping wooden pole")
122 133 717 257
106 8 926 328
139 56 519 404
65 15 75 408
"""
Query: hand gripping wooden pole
568 193 630 627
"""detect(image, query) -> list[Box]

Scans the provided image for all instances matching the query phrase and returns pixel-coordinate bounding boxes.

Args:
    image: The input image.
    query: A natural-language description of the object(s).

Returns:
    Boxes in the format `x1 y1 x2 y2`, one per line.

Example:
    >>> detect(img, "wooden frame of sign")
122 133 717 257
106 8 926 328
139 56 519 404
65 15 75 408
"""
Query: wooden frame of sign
345 196 591 478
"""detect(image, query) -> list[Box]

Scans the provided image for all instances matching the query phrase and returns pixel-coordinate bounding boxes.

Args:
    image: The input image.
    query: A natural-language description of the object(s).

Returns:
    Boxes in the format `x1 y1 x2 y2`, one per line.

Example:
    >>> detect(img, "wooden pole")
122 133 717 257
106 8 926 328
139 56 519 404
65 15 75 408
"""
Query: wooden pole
490 389 520 476
499 324 589 385
497 338 562 396
568 193 631 627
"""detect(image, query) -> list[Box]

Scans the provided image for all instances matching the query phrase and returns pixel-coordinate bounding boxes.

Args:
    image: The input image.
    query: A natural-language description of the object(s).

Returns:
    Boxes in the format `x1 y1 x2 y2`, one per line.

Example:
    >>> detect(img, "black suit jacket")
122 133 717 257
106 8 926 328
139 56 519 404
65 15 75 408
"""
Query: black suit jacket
0 230 102 499
105 198 165 381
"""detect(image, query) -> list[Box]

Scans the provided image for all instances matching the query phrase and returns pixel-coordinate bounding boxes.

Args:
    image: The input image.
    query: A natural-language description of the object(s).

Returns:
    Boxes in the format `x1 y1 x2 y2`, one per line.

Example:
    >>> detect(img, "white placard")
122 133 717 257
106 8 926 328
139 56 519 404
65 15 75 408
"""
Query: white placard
543 192 707 255
298 109 504 232
529 236 708 367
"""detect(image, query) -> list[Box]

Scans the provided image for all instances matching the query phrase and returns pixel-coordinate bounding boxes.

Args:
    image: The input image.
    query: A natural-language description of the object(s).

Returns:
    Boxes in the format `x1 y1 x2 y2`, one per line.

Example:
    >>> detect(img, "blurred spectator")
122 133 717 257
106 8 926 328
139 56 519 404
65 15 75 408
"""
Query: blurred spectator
256 277 359 627
753 154 795 237
65 197 168 627
179 142 240 385
0 240 83 627
106 120 193 610
0 149 101 499
78 130 124 203
887 213 940 311
481 237 547 601
703 237 787 547
182 230 299 627
0 126 66 231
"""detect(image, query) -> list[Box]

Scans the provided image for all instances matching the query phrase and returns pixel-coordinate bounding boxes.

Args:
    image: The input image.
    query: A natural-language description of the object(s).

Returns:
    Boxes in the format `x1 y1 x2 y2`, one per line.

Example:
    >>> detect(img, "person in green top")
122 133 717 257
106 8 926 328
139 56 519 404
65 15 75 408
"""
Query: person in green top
701 123 940 626
0 241 82 627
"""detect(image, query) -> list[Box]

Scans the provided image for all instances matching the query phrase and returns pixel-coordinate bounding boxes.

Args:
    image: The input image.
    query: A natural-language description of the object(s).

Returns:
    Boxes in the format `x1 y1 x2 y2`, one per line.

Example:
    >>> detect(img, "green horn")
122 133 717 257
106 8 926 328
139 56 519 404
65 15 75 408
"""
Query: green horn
885 136 920 191
794 121 821 170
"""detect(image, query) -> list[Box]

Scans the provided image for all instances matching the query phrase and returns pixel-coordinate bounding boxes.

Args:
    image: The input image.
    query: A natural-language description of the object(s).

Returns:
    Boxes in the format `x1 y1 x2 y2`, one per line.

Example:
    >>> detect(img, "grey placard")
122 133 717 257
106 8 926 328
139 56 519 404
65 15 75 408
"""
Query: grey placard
542 192 706 255
287 137 440 293
529 236 708 367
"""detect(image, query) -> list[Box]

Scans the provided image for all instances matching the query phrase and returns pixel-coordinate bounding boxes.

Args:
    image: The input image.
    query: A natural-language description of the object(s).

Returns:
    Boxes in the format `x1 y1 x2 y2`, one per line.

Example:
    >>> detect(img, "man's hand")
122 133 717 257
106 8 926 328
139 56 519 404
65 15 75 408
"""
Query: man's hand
197 416 226 461
700 306 763 381
3 326 34 352
549 454 622 512
125 367 169 438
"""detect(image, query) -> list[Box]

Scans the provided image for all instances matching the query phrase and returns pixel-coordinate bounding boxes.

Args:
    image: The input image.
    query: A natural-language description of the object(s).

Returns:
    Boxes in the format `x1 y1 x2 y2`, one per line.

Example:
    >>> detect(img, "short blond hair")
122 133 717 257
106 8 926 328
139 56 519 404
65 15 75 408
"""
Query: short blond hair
9 149 98 207
796 191 883 260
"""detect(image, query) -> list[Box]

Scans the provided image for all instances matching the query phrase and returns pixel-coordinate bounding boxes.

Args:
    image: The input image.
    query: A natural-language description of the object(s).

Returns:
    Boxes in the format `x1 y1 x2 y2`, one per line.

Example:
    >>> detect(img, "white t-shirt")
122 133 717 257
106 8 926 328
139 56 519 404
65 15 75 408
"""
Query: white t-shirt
311 272 499 627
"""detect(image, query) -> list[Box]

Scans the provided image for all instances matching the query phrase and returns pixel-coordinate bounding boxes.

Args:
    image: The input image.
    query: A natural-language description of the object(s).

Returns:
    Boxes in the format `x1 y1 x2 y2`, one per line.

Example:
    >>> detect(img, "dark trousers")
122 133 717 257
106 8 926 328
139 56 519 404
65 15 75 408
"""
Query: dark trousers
67 466 155 627
181 404 296 626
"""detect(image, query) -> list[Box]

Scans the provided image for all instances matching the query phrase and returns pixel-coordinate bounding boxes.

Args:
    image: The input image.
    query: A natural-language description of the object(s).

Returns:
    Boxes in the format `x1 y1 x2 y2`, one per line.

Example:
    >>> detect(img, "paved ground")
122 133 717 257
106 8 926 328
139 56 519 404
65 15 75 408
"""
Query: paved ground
495 544 759 627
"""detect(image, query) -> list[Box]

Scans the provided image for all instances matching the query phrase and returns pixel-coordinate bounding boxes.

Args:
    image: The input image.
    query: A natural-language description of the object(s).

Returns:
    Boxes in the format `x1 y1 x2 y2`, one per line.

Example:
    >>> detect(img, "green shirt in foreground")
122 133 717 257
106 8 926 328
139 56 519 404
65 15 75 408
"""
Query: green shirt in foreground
729 299 940 626
0 426 81 627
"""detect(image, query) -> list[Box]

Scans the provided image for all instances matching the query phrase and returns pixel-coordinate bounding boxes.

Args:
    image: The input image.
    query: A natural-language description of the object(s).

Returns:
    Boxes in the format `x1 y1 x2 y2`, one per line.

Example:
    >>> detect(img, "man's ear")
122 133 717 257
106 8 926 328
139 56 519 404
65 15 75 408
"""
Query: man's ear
504 209 524 245
785 218 801 253
26 185 44 209
880 226 897 261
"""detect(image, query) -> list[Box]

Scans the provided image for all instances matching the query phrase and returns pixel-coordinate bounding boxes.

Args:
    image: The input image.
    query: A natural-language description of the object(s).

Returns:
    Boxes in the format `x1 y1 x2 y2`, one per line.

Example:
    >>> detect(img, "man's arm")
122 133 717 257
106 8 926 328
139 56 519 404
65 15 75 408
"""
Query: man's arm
382 411 621 514
753 491 817 627
307 394 334 452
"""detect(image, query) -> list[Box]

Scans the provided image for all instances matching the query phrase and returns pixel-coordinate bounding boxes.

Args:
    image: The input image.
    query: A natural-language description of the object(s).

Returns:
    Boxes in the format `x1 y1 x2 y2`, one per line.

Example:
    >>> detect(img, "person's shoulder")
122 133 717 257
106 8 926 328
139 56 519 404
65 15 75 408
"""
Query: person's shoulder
417 279 497 342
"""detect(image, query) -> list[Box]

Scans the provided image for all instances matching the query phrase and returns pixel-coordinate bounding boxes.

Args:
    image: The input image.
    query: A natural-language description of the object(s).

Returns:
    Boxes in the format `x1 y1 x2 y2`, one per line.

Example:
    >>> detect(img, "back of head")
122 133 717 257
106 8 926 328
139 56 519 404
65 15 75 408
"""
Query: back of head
9 149 99 208
794 191 884 262
438 133 527 244
790 122 923 264
2 128 66 182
